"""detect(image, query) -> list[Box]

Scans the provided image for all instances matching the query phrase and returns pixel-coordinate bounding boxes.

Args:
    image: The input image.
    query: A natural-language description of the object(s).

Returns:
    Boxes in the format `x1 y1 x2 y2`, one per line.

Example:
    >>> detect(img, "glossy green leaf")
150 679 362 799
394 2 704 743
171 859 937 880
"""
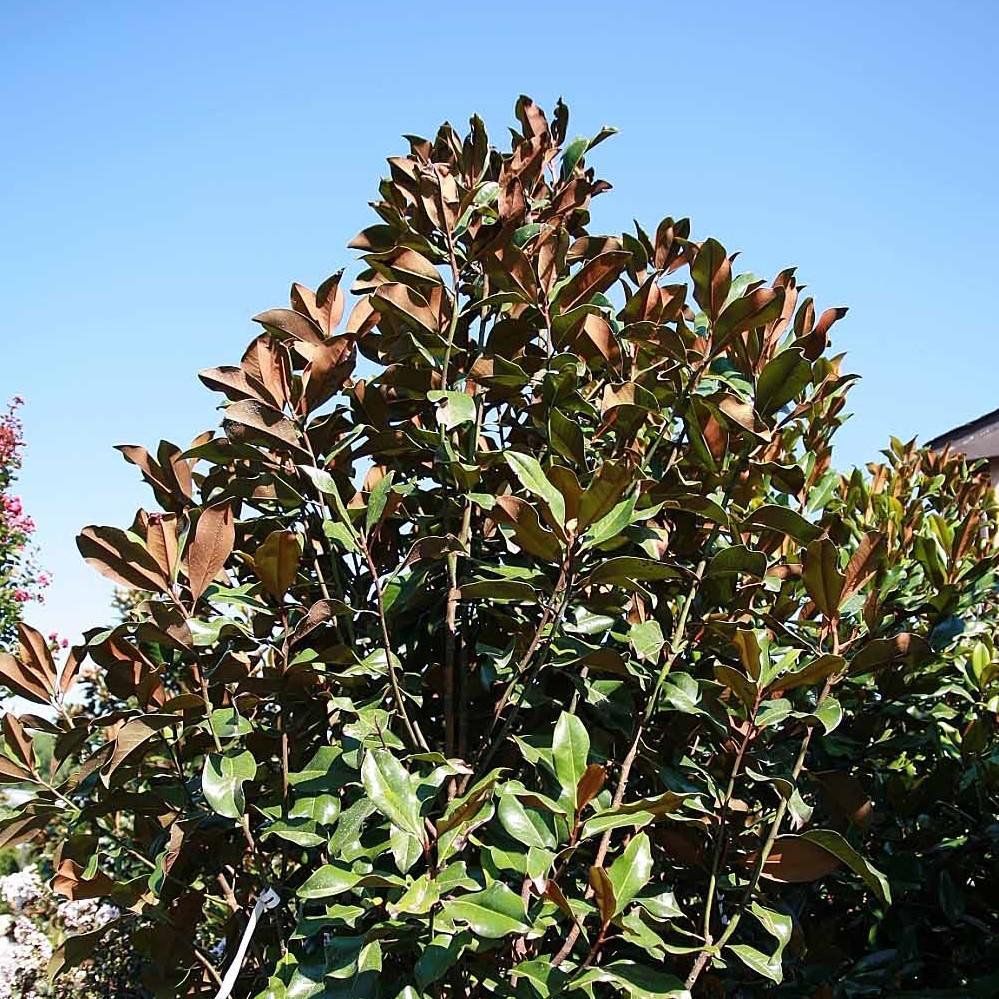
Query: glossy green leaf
388 873 440 917
427 391 476 431
742 504 821 543
361 749 425 841
575 960 690 998
296 864 360 900
289 793 341 826
505 451 566 527
756 348 812 415
498 791 556 849
441 882 531 938
552 711 589 809
799 828 891 904
607 831 652 914
366 471 396 534
202 750 256 819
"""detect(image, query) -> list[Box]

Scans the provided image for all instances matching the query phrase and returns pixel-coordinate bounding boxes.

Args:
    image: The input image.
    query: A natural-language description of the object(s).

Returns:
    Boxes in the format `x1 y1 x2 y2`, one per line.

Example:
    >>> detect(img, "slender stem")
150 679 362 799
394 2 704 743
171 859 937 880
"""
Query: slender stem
193 945 226 989
434 163 463 388
558 457 745 967
685 645 840 990
279 609 291 803
361 537 428 751
474 574 574 778
645 354 712 466
433 167 475 784
465 549 575 790
217 871 240 912
200 672 260 856
700 699 760 942
299 434 354 644
595 555 707 870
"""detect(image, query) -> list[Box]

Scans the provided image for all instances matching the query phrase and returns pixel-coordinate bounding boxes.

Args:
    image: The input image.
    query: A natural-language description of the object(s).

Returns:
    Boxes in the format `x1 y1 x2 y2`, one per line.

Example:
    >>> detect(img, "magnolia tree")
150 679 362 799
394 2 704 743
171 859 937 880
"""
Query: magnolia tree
0 398 50 648
1 99 997 998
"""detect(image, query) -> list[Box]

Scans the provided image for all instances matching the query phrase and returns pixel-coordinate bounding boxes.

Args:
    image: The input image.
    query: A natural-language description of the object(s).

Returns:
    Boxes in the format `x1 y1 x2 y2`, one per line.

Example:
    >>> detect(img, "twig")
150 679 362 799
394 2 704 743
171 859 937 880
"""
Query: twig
700 697 761 942
685 655 840 989
360 536 428 752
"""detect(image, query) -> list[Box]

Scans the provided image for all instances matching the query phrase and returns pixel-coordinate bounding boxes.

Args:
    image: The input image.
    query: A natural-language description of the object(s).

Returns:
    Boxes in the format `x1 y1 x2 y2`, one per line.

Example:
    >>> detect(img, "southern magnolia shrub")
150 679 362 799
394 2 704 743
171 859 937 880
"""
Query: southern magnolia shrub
1 98 998 997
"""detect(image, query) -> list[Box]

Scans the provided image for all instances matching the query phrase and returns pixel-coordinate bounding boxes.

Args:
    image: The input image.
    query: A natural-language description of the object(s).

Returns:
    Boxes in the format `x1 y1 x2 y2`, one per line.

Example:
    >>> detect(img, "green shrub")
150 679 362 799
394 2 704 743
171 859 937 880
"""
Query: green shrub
1 97 997 998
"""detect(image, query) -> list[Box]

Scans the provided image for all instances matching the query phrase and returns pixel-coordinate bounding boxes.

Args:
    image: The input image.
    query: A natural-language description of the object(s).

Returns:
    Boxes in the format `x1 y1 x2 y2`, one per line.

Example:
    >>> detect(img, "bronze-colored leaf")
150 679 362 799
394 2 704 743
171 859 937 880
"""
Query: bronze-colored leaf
241 335 292 410
0 651 50 704
290 598 353 647
798 306 848 360
253 307 325 344
77 526 170 593
0 754 35 784
59 646 84 698
378 248 443 286
253 530 302 600
145 513 180 581
223 399 306 454
841 532 885 603
491 495 564 562
292 269 346 335
577 314 621 371
802 538 844 620
691 237 731 321
850 633 929 675
2 714 34 771
300 336 356 414
715 287 785 343
0 813 49 849
576 763 606 813
18 623 57 691
115 444 186 510
99 714 178 786
588 865 617 926
758 835 841 883
557 251 631 313
812 772 873 830
371 282 442 335
51 858 116 901
543 879 576 921
186 502 235 603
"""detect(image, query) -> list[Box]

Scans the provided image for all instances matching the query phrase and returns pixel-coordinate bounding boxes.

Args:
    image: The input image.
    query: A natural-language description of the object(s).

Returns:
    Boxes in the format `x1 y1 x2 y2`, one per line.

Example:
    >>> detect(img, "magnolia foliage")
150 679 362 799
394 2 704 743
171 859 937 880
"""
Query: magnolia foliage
1 99 997 998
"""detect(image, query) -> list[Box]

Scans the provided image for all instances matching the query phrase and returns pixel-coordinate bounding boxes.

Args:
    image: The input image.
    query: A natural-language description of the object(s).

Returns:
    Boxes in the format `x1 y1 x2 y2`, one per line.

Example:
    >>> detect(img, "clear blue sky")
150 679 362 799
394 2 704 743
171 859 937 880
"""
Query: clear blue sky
2 1 997 645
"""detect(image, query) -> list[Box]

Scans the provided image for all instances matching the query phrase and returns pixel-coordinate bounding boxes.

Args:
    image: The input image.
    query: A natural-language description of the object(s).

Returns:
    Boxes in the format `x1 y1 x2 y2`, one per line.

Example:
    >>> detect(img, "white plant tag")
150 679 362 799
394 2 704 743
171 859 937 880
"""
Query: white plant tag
212 887 281 999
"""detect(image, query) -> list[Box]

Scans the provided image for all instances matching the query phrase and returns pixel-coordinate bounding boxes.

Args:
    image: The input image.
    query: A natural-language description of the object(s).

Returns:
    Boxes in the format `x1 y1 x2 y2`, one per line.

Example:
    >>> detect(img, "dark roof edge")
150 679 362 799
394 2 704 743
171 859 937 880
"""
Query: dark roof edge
926 405 999 449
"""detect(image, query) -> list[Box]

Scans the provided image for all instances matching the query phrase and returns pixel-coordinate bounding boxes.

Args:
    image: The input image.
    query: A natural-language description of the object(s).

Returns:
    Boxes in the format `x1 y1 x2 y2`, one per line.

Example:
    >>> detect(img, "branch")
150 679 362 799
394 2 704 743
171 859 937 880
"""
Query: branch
699 696 761 943
467 553 575 788
685 664 839 990
360 537 428 752
556 455 747 967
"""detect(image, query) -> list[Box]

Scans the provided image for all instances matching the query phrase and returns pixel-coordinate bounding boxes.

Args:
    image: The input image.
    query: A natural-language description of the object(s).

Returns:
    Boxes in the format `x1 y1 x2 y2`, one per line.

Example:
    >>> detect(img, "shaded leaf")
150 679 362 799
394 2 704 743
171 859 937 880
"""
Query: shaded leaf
802 538 844 619
253 530 302 599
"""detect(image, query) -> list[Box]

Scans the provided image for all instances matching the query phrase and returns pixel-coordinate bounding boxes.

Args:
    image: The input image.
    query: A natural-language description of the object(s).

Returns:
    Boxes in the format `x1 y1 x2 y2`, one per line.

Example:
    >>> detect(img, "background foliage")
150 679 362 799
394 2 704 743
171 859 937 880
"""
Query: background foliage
1 99 997 998
0 397 50 648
